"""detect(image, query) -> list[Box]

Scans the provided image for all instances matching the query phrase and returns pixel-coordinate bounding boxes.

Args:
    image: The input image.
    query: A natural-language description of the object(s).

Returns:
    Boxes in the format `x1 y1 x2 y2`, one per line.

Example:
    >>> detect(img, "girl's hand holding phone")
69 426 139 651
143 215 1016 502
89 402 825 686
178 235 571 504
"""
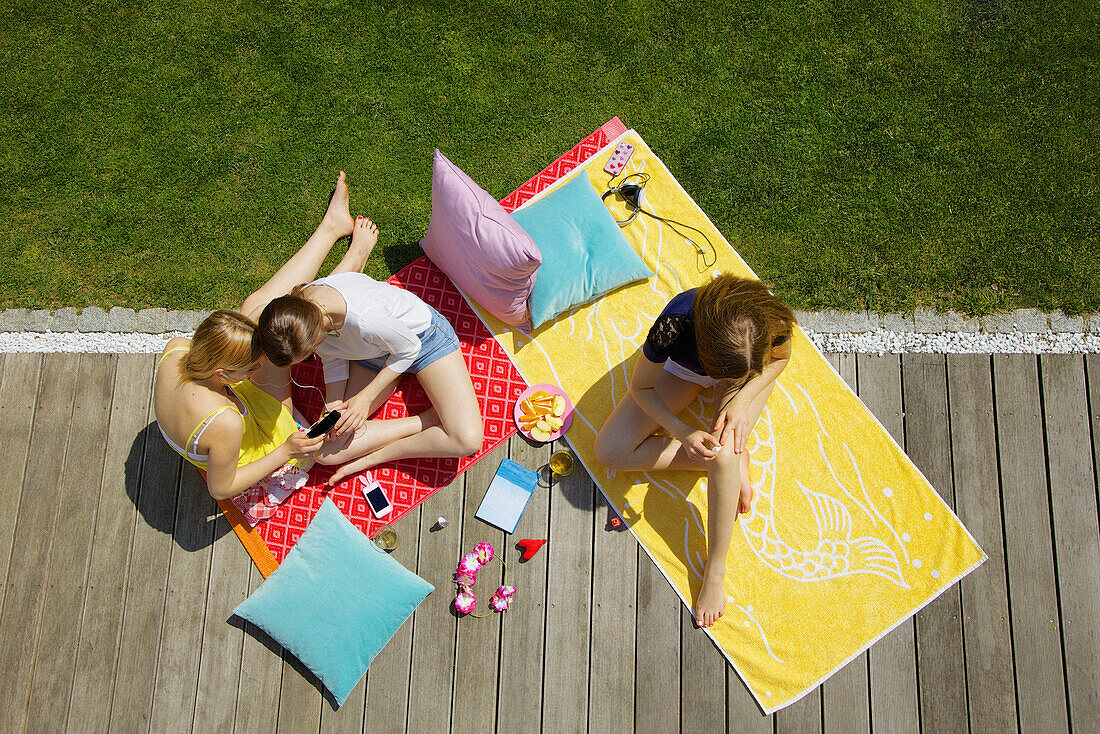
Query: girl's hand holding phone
286 431 324 459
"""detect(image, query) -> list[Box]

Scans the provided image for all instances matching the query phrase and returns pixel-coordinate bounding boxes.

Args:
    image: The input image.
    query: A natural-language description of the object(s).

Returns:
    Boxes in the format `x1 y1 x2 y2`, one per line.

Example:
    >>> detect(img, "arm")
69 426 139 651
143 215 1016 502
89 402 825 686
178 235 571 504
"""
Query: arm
202 415 324 500
629 357 721 461
713 340 792 453
328 365 402 437
325 311 419 436
240 220 350 319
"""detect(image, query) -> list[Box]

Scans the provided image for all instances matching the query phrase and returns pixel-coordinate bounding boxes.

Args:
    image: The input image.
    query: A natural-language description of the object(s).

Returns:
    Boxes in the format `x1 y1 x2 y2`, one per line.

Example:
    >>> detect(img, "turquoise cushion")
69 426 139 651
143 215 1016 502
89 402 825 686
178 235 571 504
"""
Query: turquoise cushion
233 498 433 706
514 169 653 329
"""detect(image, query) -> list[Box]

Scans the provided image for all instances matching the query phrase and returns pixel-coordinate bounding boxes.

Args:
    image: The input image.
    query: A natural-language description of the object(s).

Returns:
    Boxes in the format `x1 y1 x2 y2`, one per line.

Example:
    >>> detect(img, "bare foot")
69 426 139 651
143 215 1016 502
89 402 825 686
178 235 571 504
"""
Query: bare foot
321 171 354 238
349 215 379 260
695 572 727 627
738 450 754 515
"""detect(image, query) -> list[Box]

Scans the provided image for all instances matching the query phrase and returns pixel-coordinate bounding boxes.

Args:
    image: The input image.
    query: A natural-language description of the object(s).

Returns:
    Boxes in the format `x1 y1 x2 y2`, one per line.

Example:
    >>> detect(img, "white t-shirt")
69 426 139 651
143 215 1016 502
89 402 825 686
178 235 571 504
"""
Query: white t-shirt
309 273 433 383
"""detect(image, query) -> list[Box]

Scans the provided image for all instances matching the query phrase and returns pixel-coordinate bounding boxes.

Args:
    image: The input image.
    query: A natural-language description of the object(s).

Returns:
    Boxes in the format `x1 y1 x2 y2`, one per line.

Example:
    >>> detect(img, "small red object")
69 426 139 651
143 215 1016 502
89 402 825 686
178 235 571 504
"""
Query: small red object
517 538 547 561
609 516 623 529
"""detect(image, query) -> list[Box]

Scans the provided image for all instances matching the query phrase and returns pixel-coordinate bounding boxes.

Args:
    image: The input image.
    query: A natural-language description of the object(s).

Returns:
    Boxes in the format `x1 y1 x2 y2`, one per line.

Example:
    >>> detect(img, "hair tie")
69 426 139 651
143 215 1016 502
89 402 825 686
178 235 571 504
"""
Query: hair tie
453 542 515 616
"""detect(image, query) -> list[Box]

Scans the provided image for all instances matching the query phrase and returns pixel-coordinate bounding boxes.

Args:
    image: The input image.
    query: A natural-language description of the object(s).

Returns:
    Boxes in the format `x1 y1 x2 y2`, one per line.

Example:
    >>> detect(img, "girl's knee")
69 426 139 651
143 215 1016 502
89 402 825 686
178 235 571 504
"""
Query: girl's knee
593 431 624 469
314 452 341 466
452 422 483 457
712 443 742 471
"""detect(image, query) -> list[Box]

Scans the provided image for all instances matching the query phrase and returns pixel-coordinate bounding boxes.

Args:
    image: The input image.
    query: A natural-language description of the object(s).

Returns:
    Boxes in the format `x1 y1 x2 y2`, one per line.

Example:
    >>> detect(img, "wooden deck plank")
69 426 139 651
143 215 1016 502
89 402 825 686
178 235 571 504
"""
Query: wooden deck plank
855 354 919 734
822 353 870 734
588 489 637 732
452 443 508 733
148 467 217 734
776 689 821 734
946 355 1017 732
1040 355 1100 730
25 355 116 733
0 354 40 611
234 564 285 734
542 454 595 733
274 651 322 733
1089 354 1100 508
406 476 465 733
727 664 771 733
192 516 251 733
496 436 550 734
361 506 423 734
679 608 726 732
66 354 153 733
108 399 184 733
902 353 969 734
320 677 364 734
992 354 1069 732
636 548 683 732
0 353 80 734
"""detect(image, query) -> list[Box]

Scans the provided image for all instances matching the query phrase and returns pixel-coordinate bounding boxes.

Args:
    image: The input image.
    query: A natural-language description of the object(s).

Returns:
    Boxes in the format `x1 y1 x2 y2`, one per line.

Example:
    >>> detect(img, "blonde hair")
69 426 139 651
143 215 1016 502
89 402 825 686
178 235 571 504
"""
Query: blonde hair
181 310 261 381
255 285 334 367
693 274 795 383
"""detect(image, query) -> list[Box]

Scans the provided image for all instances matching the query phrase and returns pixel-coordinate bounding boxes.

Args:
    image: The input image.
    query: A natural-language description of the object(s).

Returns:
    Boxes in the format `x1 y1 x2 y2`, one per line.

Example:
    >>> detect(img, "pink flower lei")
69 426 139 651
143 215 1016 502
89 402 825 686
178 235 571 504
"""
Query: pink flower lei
453 542 515 616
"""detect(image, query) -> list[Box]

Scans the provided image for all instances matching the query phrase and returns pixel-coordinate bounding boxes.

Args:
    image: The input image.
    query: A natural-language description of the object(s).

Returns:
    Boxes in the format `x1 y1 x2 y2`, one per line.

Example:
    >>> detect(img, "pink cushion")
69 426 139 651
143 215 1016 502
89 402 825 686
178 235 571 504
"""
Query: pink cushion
419 150 542 327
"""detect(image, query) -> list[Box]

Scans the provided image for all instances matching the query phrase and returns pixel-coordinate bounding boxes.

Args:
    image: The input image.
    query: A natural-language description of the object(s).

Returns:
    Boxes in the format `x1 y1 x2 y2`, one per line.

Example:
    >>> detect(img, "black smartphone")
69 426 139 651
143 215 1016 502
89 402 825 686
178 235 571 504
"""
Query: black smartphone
306 411 341 438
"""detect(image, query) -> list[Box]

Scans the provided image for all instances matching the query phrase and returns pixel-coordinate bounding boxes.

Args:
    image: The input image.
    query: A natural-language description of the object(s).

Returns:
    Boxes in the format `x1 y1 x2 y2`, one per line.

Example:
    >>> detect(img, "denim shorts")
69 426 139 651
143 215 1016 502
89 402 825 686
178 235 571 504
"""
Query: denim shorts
354 306 460 374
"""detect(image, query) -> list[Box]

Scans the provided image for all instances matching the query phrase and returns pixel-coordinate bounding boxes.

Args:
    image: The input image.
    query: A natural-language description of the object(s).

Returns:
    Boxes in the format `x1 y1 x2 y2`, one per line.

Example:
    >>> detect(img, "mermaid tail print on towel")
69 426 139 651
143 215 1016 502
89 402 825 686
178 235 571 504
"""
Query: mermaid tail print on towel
741 387 910 589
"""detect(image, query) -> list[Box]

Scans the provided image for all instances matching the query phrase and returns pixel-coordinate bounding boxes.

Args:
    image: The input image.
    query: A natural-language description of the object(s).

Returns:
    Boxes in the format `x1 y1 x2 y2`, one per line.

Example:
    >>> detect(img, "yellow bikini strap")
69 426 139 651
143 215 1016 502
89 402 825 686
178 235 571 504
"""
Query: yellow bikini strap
185 405 235 455
157 346 190 368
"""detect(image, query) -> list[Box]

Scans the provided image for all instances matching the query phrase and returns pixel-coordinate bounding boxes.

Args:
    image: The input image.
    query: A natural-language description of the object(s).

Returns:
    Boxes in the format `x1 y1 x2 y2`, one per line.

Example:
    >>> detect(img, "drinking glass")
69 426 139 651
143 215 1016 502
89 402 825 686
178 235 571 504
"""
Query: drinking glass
549 450 574 477
372 525 399 551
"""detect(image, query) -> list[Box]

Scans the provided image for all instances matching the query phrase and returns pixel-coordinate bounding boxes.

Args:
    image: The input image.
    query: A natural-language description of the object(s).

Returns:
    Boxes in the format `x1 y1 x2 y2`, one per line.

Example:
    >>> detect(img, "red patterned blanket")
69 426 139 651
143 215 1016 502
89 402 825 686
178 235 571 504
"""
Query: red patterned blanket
219 116 626 576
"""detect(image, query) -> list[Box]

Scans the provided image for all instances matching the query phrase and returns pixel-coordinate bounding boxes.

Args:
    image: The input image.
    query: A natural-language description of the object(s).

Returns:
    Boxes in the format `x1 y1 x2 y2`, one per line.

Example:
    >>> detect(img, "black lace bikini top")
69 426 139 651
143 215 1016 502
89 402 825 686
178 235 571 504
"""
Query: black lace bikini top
644 312 790 376
646 313 698 363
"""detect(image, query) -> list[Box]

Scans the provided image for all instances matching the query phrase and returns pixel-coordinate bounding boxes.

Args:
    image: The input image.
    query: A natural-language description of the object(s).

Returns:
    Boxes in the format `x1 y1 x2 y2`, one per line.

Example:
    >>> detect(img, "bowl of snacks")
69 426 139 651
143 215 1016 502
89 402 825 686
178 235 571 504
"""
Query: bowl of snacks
514 384 573 443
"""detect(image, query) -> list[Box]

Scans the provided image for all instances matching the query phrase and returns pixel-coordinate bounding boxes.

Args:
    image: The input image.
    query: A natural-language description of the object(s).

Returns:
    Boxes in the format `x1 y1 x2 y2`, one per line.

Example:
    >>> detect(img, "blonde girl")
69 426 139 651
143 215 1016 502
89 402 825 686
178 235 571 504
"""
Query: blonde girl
155 172 434 499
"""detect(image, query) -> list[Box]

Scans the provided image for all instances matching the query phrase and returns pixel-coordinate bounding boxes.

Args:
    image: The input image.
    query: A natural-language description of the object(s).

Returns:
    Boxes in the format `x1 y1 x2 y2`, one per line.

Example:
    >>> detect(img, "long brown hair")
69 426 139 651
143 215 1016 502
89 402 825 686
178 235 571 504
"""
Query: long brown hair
181 310 261 381
255 285 333 367
693 274 795 382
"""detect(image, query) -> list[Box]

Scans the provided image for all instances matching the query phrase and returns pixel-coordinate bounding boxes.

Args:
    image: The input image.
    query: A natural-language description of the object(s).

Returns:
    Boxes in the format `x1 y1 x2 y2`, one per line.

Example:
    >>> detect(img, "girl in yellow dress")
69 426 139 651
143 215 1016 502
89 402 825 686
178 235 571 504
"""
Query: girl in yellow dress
154 172 432 500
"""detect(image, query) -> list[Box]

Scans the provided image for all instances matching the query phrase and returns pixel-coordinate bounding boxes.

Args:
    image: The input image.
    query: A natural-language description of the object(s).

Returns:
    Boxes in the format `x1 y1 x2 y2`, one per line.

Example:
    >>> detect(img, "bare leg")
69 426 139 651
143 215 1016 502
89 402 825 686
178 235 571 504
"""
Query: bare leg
340 361 400 416
593 371 706 471
695 447 750 627
240 171 355 318
316 409 440 464
325 350 482 484
329 216 379 276
697 380 772 627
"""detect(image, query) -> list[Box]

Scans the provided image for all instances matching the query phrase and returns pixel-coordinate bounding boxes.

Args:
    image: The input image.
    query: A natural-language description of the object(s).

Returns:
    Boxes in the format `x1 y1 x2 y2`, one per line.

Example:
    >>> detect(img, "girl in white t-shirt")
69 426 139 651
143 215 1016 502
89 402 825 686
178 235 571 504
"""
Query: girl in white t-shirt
252 258 482 486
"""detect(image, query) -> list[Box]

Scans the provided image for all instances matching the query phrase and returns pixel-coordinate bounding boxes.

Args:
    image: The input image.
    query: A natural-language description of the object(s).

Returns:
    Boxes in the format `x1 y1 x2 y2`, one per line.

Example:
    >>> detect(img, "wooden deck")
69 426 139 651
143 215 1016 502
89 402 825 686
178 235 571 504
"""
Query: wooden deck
1 351 1098 733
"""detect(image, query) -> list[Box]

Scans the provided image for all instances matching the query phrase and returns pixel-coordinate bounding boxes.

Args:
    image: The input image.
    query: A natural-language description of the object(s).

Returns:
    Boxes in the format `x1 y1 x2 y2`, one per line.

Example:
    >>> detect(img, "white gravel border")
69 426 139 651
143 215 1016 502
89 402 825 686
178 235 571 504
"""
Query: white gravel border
807 330 1100 355
2 329 1098 355
0 332 192 354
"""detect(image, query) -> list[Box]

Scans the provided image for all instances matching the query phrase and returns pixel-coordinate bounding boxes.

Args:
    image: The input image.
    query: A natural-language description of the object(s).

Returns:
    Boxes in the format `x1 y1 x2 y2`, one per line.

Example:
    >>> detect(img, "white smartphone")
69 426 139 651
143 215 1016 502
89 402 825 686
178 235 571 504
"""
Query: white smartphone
359 475 393 518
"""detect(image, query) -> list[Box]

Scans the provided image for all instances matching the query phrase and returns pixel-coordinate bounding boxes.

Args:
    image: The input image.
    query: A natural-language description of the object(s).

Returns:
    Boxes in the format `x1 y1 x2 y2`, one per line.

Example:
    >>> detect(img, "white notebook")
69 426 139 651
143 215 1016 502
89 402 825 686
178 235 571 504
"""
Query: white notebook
475 459 540 533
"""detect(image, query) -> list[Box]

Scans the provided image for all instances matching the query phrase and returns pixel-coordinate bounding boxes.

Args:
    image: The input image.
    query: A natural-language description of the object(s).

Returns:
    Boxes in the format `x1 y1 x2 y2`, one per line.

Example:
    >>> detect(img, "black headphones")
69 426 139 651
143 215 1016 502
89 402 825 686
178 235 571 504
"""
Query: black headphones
601 170 719 269
601 173 649 226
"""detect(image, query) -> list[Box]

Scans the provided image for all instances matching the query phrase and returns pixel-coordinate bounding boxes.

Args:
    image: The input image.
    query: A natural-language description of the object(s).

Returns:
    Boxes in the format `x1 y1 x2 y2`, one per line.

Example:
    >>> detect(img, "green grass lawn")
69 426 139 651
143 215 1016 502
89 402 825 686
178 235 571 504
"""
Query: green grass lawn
1 0 1097 314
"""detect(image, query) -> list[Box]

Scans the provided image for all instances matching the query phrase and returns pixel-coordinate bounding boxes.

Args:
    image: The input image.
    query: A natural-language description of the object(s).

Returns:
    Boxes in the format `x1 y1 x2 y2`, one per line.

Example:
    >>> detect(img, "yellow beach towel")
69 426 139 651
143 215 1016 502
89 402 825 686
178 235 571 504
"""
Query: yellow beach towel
472 130 985 713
